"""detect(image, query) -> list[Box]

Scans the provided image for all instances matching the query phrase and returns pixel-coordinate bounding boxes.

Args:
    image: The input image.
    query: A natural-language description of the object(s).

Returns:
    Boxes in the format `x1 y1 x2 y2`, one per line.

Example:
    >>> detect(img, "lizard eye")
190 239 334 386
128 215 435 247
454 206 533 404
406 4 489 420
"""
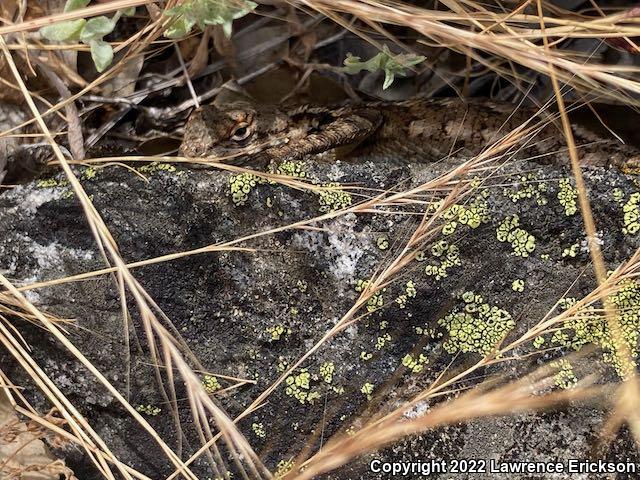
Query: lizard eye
231 123 251 141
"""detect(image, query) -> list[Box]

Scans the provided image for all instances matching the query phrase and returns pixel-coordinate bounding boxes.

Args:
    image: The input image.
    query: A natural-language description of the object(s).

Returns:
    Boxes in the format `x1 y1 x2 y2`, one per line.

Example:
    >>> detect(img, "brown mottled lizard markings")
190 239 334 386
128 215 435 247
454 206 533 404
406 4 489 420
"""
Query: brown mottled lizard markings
179 99 640 171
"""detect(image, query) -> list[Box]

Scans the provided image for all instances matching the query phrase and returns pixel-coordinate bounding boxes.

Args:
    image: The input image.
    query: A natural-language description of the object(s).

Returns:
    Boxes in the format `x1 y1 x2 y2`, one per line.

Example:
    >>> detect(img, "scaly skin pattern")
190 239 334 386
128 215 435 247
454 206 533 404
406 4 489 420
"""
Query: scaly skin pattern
179 99 640 170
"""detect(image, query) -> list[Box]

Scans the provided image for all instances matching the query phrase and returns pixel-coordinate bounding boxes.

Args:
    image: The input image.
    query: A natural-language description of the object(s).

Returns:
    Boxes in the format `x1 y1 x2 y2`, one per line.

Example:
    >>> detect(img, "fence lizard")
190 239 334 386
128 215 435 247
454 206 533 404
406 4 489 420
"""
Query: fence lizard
179 99 640 171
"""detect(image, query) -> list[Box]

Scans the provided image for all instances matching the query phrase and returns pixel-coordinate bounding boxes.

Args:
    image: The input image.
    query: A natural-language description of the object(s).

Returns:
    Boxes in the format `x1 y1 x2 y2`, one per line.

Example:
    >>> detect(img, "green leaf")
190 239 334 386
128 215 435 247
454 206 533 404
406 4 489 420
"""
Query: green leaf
342 45 426 89
164 15 196 39
120 7 136 16
63 0 91 12
40 19 86 41
164 0 257 38
383 69 396 90
80 16 116 43
90 39 113 72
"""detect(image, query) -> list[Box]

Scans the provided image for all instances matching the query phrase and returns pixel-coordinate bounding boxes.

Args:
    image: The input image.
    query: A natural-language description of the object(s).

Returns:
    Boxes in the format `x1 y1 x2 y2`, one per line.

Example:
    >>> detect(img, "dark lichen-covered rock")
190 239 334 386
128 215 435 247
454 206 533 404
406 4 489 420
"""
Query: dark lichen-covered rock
1 155 639 479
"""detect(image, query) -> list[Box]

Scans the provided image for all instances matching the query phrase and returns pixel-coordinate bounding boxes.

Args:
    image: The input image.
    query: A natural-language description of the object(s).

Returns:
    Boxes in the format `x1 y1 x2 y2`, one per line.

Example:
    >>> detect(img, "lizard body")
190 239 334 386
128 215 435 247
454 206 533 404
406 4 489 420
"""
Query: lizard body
179 99 640 171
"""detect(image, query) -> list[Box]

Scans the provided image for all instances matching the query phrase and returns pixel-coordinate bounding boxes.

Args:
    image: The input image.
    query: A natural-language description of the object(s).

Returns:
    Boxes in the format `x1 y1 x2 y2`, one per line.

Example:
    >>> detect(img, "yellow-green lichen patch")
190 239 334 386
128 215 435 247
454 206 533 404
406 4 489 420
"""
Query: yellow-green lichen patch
533 336 545 349
283 363 343 404
613 188 625 206
274 459 295 478
375 333 391 350
401 352 428 373
361 382 374 400
138 161 177 175
296 280 308 293
551 359 577 389
37 178 64 188
319 362 335 383
622 192 640 235
37 167 98 197
395 280 417 308
511 279 525 292
415 324 442 339
436 195 490 236
504 174 548 205
202 374 221 393
496 214 536 257
355 279 385 312
136 404 161 416
548 280 640 378
376 235 389 250
270 160 306 178
557 178 578 216
284 368 321 404
424 240 461 280
438 291 515 356
318 182 352 213
276 360 288 373
360 351 372 361
562 241 580 258
83 166 97 179
266 324 290 341
229 172 262 206
252 422 266 438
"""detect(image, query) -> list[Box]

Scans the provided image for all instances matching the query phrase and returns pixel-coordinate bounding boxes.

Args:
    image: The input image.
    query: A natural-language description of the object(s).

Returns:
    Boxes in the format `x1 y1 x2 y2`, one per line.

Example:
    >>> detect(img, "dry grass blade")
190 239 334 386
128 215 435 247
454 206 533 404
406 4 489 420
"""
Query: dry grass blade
0 0 155 36
1 370 151 479
290 0 640 103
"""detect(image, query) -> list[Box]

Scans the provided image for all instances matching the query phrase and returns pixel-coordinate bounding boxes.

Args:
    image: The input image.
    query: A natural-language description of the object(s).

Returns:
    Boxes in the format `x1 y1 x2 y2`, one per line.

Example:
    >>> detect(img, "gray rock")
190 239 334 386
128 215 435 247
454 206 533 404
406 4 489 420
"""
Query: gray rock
1 156 639 479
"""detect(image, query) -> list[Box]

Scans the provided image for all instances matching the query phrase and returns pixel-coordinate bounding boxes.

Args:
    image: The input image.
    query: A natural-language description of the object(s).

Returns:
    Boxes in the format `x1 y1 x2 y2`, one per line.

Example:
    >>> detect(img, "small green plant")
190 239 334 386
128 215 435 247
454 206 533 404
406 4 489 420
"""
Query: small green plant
375 333 391 350
342 45 426 89
562 241 580 258
164 0 257 38
39 0 135 72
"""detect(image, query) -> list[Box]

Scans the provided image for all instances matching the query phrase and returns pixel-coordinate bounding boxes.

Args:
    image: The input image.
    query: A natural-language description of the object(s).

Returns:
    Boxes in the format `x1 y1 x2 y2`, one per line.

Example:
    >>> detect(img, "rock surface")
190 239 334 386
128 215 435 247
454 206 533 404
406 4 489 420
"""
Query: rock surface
1 152 640 479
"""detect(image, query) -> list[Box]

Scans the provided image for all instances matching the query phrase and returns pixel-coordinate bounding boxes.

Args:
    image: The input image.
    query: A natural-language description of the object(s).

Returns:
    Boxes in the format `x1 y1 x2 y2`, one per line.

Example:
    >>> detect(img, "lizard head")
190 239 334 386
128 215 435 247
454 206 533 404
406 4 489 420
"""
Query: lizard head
179 103 291 164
